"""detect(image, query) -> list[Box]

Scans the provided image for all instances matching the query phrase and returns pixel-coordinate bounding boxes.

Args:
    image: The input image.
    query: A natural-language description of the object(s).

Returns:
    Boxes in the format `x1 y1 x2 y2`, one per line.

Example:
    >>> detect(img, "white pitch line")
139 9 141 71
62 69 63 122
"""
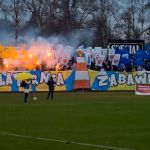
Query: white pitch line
0 132 132 150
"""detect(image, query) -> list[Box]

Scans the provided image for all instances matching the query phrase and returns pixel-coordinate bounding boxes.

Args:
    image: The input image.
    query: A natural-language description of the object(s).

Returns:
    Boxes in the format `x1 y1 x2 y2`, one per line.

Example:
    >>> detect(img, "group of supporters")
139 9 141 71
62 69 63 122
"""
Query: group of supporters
75 45 150 72
35 45 150 72
41 56 76 71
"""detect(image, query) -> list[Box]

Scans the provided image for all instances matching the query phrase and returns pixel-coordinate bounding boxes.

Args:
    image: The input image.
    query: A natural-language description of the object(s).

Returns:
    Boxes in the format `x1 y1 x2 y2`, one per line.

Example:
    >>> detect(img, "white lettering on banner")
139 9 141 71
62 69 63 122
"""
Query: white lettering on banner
97 75 108 86
127 74 134 85
134 73 147 84
32 75 39 85
148 74 150 83
6 73 13 85
97 72 150 87
57 73 64 86
118 73 126 84
1 71 150 89
40 72 50 83
0 71 65 88
0 74 5 86
111 45 140 53
110 74 117 87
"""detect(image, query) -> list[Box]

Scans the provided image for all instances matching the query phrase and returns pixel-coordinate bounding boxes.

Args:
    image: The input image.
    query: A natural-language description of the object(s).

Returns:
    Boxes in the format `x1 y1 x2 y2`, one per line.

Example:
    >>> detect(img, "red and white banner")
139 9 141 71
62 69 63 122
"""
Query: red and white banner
112 54 121 66
108 49 115 61
62 55 69 65
135 84 150 95
94 53 104 66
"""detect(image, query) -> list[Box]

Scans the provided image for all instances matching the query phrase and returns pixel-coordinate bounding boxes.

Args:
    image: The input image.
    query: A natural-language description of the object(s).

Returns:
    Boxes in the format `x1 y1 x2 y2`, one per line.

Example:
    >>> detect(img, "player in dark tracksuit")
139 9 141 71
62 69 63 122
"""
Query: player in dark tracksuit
24 80 31 103
47 77 56 100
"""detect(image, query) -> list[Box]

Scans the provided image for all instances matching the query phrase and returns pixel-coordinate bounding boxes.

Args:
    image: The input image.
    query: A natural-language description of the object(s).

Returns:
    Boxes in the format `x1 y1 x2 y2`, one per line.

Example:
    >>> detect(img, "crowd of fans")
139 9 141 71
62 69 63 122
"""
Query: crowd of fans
34 56 76 71
35 47 150 72
88 56 150 72
72 47 150 72
1 45 150 72
82 45 150 72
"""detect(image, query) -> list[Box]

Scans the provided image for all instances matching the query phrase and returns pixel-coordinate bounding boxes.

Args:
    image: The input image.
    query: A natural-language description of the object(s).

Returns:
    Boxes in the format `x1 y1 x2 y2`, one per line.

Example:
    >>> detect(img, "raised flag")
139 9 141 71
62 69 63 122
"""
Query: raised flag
108 48 115 61
62 55 69 65
112 54 121 66
95 53 104 66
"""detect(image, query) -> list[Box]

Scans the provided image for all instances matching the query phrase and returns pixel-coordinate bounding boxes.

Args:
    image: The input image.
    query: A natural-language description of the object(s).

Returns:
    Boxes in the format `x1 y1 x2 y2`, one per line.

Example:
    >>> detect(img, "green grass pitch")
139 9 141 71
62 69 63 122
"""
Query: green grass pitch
0 92 150 150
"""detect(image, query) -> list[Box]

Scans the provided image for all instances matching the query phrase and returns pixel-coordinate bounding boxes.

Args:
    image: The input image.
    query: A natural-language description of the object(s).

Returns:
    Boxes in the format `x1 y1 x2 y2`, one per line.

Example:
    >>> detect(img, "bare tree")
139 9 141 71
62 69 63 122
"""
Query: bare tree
23 0 61 35
0 0 26 46
0 0 150 46
137 0 150 40
118 0 150 40
74 0 96 29
60 0 77 32
91 0 120 47
23 0 46 34
46 0 95 33
55 0 80 32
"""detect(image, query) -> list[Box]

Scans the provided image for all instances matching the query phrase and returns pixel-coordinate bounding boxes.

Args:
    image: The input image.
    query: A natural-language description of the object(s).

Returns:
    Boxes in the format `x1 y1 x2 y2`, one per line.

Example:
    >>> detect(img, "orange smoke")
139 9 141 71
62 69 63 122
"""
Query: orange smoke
0 43 57 71
0 39 73 71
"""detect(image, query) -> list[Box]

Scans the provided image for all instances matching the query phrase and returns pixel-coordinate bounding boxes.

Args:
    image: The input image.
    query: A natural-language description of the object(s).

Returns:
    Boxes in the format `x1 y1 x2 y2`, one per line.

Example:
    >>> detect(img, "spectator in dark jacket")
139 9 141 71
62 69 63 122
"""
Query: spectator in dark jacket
23 80 31 103
47 77 56 100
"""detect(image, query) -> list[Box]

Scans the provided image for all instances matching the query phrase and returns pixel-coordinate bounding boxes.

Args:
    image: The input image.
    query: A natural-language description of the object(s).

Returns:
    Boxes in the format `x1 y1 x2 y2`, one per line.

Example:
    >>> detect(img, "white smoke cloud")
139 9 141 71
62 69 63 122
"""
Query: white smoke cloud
0 26 94 70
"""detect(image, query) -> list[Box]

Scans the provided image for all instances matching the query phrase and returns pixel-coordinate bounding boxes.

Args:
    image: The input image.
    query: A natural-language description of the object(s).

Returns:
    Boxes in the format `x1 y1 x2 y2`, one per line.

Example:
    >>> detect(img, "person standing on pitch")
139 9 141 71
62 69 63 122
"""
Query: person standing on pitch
47 77 56 100
24 80 31 103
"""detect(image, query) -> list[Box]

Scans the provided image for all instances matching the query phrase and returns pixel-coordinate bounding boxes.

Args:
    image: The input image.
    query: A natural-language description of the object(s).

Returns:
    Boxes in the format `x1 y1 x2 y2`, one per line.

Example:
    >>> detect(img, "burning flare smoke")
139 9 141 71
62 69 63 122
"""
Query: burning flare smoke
0 38 74 71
